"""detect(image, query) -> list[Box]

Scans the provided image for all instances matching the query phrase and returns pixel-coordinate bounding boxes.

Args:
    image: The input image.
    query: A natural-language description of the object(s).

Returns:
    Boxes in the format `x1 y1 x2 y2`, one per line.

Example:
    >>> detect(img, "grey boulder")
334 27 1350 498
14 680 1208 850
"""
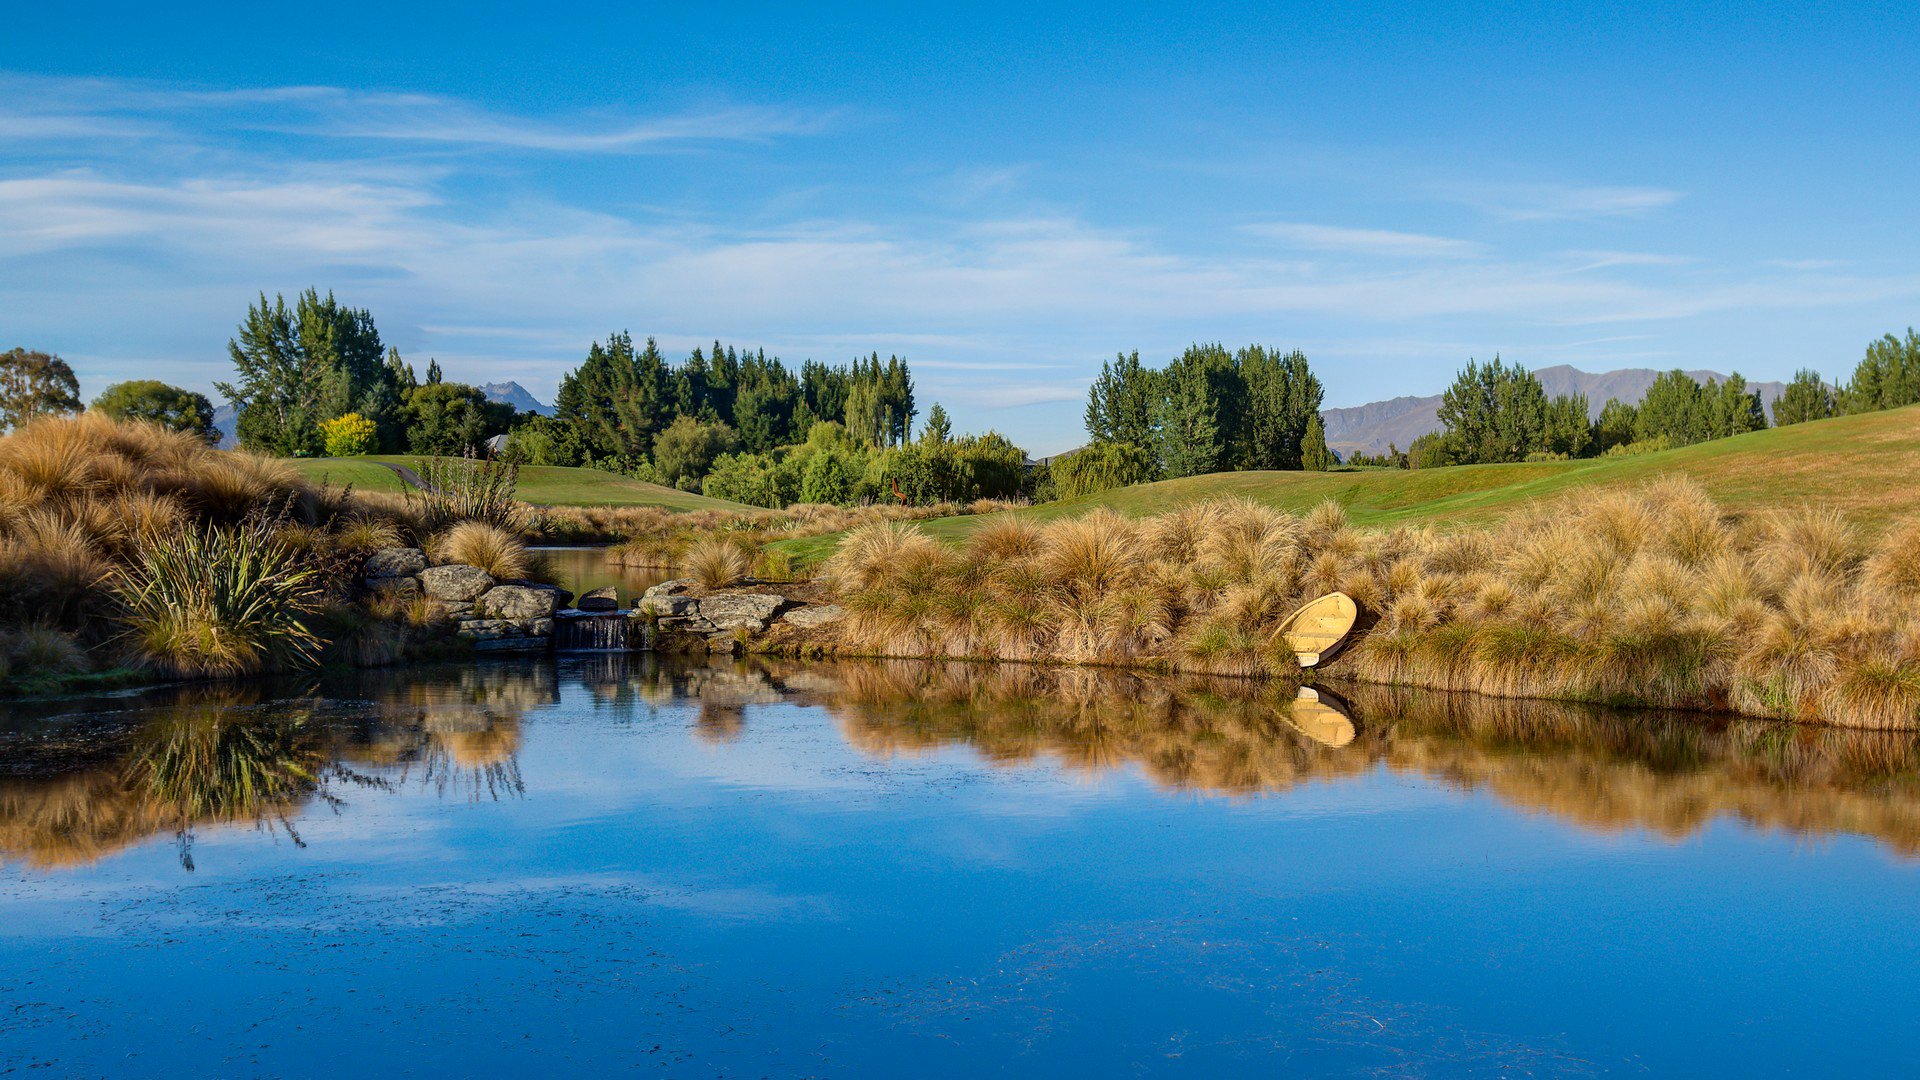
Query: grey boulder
420 564 496 602
364 547 427 579
477 585 560 621
577 585 619 612
700 594 782 631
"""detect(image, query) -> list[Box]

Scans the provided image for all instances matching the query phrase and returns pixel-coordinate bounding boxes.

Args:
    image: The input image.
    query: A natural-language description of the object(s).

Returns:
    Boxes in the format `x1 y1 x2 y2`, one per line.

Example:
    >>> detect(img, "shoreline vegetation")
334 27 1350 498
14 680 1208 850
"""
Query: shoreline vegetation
808 479 1920 730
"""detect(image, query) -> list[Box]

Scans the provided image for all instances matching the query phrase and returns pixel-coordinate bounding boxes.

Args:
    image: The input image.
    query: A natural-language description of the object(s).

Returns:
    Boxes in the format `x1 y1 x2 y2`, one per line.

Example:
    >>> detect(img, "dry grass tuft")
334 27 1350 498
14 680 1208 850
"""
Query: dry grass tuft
683 536 753 589
430 522 531 580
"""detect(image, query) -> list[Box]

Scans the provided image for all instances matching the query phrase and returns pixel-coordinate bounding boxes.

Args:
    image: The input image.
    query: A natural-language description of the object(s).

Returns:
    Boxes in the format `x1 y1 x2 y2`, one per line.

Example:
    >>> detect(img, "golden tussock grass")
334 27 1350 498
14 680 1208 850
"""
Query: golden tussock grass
429 522 531 580
682 536 753 589
816 479 1920 729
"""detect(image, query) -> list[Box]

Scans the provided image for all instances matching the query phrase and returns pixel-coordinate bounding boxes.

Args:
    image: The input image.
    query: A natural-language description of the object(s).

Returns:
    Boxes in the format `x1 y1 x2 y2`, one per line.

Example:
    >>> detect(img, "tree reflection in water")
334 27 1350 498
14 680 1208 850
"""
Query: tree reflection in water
7 656 1920 870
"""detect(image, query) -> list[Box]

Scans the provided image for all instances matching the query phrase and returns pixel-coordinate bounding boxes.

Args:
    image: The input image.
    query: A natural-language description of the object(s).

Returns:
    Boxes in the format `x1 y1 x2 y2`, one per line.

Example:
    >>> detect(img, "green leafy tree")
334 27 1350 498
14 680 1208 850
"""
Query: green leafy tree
703 451 786 508
800 444 864 504
1594 398 1639 452
500 413 586 466
217 290 399 456
652 415 739 489
1243 347 1324 470
0 348 83 431
1053 441 1158 498
90 379 218 443
553 332 671 464
1706 374 1767 439
1772 369 1834 426
1084 351 1158 450
404 383 510 455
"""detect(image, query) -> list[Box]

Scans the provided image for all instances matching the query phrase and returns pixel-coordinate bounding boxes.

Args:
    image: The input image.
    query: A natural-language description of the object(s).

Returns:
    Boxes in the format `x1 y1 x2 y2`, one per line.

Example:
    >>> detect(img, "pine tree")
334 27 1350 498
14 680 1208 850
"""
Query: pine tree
920 403 953 445
1772 369 1834 426
1152 361 1221 478
1301 414 1334 471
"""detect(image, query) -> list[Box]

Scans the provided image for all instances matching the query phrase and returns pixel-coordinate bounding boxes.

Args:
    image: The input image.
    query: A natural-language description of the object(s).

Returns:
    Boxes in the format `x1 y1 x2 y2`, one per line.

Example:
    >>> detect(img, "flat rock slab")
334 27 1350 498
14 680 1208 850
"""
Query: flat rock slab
421 564 496 602
364 547 427 578
781 604 845 629
644 578 698 599
700 594 783 631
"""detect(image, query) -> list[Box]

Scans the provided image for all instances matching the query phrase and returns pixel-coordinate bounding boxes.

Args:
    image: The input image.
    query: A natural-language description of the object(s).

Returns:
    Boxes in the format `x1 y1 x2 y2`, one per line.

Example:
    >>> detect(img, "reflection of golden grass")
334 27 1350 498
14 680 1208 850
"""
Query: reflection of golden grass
820 479 1920 728
793 660 1920 853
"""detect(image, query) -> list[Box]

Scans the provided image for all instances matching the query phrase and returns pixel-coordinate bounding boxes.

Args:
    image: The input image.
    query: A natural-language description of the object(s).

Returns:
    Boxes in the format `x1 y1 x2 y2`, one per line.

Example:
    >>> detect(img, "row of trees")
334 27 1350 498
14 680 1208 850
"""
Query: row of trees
1079 344 1332 489
700 410 1028 508
1408 358 1771 467
523 333 918 471
1769 329 1920 425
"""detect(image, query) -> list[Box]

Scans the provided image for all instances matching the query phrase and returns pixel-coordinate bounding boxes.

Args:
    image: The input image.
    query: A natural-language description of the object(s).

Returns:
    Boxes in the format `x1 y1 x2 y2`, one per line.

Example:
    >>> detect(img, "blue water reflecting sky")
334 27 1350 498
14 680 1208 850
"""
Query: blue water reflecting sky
2 657 1915 1075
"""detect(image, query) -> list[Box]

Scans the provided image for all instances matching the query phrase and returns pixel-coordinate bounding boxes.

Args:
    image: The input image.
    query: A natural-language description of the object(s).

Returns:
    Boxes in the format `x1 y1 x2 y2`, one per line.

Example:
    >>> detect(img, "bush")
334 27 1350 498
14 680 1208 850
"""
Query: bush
320 412 377 456
410 451 523 531
111 515 322 678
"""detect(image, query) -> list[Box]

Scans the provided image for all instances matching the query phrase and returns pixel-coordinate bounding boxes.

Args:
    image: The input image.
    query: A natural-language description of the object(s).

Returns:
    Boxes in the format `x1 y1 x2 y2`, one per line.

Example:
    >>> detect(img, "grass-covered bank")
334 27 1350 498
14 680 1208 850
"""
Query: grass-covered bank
814 479 1920 729
287 455 751 512
771 403 1920 567
0 414 562 694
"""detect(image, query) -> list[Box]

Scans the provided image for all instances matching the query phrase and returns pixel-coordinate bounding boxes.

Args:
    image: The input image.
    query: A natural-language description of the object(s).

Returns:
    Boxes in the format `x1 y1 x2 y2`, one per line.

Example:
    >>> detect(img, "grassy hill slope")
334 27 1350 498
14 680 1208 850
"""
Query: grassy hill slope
776 404 1920 564
289 456 750 511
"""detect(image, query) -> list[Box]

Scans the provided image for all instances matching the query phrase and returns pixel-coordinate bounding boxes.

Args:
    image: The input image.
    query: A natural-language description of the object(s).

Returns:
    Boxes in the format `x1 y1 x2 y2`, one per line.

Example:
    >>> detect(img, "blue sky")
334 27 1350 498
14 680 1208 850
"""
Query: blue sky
3 2 1916 454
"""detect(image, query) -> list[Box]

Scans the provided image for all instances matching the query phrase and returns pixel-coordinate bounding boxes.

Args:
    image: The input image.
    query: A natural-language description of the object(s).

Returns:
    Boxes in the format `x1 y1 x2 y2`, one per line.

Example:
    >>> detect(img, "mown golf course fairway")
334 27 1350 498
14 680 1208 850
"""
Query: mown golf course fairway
289 456 751 511
774 403 1920 565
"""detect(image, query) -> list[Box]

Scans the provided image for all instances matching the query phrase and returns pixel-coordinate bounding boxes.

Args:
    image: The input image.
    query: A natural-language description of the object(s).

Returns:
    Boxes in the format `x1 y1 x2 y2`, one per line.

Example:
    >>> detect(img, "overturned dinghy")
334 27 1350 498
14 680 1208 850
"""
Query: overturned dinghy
1276 591 1359 668
1288 685 1356 748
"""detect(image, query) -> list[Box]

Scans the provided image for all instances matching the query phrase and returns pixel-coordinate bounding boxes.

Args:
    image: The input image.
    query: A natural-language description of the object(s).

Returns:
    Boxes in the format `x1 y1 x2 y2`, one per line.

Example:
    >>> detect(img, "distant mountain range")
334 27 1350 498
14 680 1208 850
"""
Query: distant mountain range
210 381 553 450
1320 365 1791 458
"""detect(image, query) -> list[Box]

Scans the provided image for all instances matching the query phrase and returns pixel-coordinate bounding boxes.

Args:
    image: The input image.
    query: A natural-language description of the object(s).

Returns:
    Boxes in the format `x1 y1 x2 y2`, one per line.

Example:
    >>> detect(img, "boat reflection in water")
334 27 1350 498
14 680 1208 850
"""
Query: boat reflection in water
6 655 1920 870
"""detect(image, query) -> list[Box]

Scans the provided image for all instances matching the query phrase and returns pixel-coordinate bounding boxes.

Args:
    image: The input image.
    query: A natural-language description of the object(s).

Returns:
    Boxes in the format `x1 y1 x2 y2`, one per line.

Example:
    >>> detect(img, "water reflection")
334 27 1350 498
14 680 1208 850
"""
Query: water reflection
0 666 543 870
6 656 1920 870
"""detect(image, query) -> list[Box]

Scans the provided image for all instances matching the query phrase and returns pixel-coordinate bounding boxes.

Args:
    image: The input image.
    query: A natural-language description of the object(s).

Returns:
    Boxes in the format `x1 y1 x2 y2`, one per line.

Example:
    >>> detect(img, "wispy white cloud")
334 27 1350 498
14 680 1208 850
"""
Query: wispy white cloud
1443 181 1684 221
0 73 831 153
1244 222 1484 259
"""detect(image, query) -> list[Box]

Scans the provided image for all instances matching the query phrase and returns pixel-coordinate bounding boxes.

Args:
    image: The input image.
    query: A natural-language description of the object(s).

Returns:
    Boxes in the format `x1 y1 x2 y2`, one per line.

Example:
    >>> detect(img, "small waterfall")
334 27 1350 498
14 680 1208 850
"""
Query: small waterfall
554 612 636 651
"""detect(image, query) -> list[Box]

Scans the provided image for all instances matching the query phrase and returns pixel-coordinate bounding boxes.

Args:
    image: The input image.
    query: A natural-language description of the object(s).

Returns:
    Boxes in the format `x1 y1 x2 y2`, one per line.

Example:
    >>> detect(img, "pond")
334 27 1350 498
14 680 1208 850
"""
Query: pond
2 657 1917 1075
531 545 674 604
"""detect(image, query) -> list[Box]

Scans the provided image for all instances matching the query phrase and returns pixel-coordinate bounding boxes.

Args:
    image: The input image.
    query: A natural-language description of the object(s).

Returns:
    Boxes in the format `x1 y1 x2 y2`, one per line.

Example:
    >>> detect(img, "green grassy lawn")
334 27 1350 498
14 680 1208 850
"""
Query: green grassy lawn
289 456 751 511
772 403 1920 565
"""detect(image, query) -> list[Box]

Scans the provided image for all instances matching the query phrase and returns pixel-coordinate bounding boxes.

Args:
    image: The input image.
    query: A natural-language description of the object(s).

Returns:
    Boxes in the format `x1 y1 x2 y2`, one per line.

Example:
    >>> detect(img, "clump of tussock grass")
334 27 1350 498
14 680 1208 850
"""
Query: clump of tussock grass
429 522 531 580
814 476 1920 729
682 536 753 589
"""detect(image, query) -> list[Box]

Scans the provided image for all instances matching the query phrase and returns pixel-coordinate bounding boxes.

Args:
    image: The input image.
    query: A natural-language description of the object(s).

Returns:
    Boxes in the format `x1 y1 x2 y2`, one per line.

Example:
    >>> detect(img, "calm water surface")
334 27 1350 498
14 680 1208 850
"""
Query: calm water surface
532 544 672 602
2 657 1917 1076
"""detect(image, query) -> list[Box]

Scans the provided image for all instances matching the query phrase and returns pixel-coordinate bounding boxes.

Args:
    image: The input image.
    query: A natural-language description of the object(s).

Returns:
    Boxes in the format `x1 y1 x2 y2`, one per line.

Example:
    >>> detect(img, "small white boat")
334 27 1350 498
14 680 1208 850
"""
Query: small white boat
1276 591 1359 668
